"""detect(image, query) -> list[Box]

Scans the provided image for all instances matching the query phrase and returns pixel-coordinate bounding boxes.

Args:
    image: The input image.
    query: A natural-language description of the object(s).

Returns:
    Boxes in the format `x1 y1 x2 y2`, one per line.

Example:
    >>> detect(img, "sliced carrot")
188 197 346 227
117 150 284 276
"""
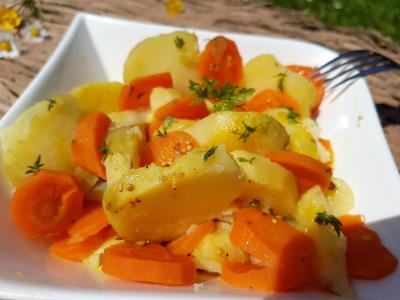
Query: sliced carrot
243 89 301 114
49 227 109 262
148 131 199 167
287 65 325 116
221 261 312 292
71 111 111 180
154 96 209 120
340 215 398 280
12 170 84 239
167 220 216 255
102 242 197 285
319 138 334 168
67 204 109 243
229 208 315 291
199 36 243 87
119 72 173 110
267 150 332 194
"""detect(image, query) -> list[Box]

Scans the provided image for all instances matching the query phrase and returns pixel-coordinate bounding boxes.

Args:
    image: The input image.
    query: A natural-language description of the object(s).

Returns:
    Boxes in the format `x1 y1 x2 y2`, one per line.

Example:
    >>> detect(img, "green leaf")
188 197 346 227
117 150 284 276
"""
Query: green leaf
174 36 185 49
238 121 258 142
314 211 342 237
203 146 218 161
25 155 44 174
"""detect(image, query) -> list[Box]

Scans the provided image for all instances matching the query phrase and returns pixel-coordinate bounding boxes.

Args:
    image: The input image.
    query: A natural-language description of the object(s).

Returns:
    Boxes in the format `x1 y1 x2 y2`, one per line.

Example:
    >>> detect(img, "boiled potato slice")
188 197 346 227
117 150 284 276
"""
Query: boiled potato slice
70 82 123 114
231 150 298 217
266 108 319 160
123 31 200 93
185 111 288 156
192 222 248 273
151 118 196 136
108 110 150 130
104 126 144 184
326 177 355 217
0 95 84 188
150 87 182 112
103 145 245 242
295 186 352 296
243 54 287 92
243 55 316 117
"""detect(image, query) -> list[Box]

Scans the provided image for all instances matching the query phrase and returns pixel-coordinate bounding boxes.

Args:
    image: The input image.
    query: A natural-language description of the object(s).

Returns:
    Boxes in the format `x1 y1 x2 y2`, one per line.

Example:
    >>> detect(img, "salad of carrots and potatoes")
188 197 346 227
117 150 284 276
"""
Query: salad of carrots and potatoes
1 31 397 295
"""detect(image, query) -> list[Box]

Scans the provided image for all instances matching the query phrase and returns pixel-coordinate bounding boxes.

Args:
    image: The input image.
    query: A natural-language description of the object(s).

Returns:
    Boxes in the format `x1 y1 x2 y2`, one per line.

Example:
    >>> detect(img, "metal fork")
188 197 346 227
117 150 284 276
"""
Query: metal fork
307 50 400 97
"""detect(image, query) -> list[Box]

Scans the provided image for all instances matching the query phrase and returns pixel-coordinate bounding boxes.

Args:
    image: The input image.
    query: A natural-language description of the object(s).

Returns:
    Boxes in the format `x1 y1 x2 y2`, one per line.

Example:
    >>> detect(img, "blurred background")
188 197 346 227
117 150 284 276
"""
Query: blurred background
0 0 399 169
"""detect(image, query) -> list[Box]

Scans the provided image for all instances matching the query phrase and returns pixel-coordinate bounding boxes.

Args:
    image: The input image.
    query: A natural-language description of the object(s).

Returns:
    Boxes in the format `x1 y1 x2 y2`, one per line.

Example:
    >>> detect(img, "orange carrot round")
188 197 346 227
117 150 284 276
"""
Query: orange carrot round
154 96 209 120
243 89 301 114
148 131 199 167
287 65 325 116
267 150 332 194
340 215 398 280
102 242 197 285
50 227 109 262
119 72 173 110
199 36 243 87
221 261 312 292
167 220 216 255
68 203 109 243
12 170 84 239
71 111 111 180
230 208 315 290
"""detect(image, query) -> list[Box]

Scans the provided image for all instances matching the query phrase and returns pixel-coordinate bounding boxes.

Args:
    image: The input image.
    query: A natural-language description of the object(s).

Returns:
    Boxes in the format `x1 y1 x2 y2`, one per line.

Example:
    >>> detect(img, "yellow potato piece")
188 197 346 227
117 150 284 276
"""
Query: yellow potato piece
231 150 298 217
70 82 123 114
0 95 84 188
295 186 352 296
244 54 316 117
185 111 288 156
103 145 245 242
104 126 144 185
123 31 200 93
192 222 248 274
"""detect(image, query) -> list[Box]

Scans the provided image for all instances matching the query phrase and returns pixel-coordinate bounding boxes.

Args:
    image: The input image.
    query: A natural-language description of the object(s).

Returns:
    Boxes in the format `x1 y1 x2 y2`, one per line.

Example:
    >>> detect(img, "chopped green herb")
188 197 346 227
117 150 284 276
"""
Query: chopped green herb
238 121 258 142
174 36 185 49
314 211 342 237
203 146 218 161
237 157 256 164
189 77 255 111
287 108 300 124
99 143 108 162
275 72 287 92
156 116 176 137
46 98 56 111
25 155 44 174
249 199 261 207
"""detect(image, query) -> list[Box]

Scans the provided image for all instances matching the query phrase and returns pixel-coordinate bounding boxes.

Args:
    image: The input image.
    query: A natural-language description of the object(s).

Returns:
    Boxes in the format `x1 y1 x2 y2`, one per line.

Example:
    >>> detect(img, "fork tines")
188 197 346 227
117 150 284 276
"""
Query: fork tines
308 50 400 91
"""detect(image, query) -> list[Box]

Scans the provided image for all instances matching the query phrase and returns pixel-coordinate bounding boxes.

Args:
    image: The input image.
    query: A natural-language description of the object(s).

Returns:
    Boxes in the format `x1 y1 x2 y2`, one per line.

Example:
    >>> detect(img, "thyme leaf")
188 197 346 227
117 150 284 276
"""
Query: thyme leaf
25 155 44 174
314 211 342 237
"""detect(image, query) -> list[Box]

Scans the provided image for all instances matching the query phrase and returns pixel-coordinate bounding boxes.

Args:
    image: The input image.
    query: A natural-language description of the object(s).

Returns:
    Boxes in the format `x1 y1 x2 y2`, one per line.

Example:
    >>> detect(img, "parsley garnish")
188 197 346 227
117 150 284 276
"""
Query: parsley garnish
249 199 261 207
189 77 255 111
237 157 256 164
314 211 342 237
287 108 299 124
25 155 44 174
276 72 287 92
238 121 258 142
99 143 108 162
174 36 185 49
156 116 176 137
46 98 56 111
203 146 218 161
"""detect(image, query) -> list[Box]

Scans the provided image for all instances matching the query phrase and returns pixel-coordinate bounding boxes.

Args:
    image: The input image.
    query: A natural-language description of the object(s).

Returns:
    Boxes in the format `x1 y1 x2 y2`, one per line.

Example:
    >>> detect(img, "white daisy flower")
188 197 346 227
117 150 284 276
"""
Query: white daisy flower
21 22 48 43
0 31 19 59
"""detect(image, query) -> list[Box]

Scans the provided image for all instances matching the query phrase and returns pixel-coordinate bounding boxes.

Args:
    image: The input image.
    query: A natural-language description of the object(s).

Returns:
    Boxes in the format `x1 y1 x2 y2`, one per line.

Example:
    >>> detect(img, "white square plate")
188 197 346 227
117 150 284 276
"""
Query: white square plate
0 13 399 300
